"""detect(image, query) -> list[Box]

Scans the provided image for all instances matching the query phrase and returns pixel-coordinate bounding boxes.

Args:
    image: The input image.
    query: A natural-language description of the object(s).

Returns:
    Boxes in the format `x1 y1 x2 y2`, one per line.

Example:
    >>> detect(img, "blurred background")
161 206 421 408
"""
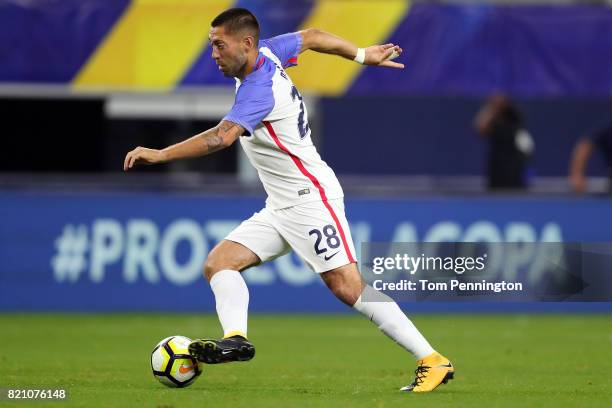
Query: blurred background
1 0 612 313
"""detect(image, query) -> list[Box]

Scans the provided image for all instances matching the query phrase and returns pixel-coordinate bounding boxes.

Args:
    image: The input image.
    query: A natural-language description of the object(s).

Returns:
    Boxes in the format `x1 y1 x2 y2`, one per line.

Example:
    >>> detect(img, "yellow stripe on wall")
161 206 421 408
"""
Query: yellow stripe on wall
291 0 410 96
73 0 232 90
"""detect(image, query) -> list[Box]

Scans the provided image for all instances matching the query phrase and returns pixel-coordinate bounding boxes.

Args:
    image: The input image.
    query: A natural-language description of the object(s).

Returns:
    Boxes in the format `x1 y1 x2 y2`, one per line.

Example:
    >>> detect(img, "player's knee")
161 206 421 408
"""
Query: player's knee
203 256 225 282
322 267 362 306
329 283 360 307
203 252 247 282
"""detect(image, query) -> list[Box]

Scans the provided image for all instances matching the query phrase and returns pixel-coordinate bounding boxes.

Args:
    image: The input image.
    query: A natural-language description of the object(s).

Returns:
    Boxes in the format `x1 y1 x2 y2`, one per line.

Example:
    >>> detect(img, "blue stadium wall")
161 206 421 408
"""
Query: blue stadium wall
1 191 611 313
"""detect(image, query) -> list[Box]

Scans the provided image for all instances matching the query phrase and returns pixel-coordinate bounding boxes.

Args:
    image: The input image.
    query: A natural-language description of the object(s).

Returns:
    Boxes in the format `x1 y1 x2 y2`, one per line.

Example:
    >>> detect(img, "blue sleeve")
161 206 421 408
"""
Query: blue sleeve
260 32 302 69
223 82 275 136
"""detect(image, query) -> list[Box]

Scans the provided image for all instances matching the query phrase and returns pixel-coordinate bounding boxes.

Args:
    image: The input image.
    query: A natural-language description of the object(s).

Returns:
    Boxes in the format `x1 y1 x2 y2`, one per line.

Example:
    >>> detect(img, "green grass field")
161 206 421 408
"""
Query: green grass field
1 313 611 407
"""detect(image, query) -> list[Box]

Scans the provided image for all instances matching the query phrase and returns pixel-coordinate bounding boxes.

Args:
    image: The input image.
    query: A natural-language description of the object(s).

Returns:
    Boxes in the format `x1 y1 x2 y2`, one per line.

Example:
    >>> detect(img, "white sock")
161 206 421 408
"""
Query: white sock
210 269 249 338
353 286 434 359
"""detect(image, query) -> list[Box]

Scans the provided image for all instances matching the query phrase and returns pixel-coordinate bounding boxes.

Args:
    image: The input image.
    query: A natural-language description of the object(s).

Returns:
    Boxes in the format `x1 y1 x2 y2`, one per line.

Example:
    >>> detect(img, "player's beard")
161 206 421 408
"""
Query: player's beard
224 54 248 78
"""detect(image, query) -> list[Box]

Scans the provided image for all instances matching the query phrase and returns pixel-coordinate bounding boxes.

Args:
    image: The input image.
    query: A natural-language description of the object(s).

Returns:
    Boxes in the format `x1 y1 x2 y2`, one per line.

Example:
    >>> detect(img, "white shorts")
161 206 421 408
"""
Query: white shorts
225 198 357 273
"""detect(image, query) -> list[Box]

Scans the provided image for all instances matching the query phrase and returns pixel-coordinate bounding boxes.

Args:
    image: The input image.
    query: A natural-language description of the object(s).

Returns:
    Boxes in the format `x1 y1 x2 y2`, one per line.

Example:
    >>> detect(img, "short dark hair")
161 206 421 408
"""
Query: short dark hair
211 8 260 42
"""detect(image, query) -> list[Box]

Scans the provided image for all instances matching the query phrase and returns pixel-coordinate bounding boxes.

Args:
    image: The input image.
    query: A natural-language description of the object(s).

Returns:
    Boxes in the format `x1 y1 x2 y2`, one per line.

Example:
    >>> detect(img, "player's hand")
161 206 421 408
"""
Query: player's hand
364 44 404 69
123 146 166 171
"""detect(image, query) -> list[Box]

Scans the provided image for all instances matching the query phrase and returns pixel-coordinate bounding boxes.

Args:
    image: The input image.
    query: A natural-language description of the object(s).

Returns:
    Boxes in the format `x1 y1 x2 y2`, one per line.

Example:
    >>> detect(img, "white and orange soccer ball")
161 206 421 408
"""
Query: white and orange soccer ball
151 336 201 388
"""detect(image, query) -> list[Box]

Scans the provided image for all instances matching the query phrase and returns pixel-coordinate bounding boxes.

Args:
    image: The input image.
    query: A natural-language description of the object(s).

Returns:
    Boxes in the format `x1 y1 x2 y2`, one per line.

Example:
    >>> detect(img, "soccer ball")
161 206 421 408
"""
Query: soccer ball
151 336 201 388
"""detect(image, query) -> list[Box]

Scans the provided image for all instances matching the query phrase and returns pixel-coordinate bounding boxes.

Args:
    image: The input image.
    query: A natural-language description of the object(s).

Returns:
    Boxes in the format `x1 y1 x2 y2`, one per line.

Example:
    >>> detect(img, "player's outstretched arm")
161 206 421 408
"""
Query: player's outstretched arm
123 120 244 171
298 28 404 69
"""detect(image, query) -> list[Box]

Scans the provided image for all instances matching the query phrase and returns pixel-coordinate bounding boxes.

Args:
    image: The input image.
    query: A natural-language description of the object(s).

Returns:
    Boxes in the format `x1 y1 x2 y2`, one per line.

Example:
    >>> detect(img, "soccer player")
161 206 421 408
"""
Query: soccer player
124 8 453 393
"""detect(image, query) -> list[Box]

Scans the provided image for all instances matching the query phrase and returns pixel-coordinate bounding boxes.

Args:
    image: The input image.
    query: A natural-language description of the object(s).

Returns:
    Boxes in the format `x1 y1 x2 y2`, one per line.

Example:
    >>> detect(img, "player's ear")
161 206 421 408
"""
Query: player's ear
243 34 256 50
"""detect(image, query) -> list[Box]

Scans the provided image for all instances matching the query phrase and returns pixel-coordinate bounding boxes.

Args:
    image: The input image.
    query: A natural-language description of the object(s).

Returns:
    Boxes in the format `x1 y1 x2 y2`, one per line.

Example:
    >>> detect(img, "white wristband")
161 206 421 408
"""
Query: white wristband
353 48 365 64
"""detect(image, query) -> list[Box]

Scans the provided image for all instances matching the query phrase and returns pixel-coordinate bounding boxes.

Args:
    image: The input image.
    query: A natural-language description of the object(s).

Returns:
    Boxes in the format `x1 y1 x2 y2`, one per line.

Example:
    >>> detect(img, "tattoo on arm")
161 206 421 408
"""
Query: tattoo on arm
203 131 225 154
202 121 244 154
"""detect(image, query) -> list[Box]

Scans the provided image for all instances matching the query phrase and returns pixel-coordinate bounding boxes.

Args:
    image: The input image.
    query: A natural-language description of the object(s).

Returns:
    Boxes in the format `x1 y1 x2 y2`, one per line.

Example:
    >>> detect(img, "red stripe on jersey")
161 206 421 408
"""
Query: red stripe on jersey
263 120 356 264
287 57 298 65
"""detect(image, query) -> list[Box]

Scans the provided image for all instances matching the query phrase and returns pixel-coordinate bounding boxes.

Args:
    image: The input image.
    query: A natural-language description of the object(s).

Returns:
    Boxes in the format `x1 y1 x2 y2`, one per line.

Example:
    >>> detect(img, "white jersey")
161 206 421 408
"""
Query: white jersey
223 32 343 210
